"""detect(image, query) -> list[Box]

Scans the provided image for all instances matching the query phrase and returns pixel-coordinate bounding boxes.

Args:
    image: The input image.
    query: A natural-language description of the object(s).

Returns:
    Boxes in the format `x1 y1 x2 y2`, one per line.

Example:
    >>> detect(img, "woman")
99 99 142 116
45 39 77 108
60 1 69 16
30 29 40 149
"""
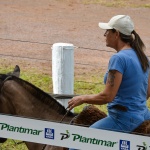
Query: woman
68 15 150 134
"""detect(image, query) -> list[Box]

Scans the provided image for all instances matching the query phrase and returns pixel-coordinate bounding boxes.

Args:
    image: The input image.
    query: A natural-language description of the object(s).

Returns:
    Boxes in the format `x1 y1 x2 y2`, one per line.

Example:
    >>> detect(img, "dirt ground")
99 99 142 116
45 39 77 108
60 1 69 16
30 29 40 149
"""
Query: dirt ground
0 0 150 75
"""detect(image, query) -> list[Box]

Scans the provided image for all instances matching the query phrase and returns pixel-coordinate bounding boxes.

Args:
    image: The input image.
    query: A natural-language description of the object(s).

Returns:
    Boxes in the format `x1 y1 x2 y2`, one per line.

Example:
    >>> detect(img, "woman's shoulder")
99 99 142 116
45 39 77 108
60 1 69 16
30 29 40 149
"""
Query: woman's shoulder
110 49 135 65
112 49 135 58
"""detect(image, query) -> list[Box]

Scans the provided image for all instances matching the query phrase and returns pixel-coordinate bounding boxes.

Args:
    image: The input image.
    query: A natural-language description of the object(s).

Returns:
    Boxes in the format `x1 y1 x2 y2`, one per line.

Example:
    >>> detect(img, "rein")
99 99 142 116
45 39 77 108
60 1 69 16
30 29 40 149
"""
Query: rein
42 107 70 150
59 107 70 123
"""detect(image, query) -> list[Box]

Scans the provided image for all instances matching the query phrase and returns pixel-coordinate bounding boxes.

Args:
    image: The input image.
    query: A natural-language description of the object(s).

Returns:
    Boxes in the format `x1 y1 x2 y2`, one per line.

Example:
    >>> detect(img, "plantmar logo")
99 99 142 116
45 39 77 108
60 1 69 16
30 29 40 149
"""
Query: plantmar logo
60 130 70 140
72 134 117 147
0 123 43 135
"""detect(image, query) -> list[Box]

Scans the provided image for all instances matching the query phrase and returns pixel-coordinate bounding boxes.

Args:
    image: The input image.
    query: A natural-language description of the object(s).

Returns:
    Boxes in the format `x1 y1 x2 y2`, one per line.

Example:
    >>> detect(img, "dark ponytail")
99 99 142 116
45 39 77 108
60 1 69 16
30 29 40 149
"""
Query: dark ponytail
119 30 149 72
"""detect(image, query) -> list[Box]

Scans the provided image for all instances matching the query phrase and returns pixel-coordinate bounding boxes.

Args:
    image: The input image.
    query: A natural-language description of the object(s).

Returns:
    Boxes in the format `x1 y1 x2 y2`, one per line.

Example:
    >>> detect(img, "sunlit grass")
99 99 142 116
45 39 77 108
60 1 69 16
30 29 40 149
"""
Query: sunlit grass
142 3 150 8
21 72 52 93
0 139 28 150
82 0 126 6
82 0 150 8
55 0 150 8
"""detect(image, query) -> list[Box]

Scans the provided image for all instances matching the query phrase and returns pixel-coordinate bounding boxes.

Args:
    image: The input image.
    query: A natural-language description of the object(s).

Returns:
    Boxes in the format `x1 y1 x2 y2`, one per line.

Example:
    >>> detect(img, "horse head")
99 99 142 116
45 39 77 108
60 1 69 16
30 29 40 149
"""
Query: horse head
0 65 20 114
0 65 20 143
0 65 20 88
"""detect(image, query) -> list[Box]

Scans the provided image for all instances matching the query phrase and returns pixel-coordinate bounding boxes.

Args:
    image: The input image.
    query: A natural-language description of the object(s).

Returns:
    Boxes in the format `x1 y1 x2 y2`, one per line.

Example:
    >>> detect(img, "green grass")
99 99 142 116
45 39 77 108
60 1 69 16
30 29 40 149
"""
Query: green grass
142 3 150 8
0 139 27 150
82 0 150 8
56 0 150 8
83 0 126 6
21 72 52 93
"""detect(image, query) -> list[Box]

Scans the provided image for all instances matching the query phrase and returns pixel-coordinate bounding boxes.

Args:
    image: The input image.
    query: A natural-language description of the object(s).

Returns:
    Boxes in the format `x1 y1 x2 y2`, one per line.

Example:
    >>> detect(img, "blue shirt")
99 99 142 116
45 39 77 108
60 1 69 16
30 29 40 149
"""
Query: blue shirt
104 48 149 114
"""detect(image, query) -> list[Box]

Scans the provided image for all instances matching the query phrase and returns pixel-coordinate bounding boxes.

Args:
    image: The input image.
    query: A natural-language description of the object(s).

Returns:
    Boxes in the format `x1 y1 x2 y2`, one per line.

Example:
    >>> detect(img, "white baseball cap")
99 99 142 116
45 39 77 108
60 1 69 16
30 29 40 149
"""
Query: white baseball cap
99 15 134 35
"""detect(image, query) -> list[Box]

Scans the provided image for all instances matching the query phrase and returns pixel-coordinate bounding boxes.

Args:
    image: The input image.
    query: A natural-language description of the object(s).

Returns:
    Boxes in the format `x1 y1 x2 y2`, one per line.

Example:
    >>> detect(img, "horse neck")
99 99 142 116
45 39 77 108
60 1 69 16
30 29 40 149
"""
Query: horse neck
1 78 74 150
1 79 75 122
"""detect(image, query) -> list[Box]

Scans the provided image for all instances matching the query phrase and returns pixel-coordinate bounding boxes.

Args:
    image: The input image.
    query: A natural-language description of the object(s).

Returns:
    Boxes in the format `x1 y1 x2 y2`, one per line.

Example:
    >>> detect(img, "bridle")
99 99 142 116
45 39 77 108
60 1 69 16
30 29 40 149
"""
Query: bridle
42 107 70 150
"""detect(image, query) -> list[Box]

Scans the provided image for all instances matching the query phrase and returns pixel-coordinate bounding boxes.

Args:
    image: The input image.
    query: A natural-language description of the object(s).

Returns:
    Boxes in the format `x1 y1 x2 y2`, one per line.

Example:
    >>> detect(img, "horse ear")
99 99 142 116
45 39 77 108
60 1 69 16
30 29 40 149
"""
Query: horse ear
12 65 20 77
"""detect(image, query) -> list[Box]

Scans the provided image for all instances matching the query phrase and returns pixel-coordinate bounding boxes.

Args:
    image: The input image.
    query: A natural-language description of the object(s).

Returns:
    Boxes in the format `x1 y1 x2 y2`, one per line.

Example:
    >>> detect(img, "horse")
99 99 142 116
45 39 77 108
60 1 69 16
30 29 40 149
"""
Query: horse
0 65 150 150
0 66 107 150
0 65 74 150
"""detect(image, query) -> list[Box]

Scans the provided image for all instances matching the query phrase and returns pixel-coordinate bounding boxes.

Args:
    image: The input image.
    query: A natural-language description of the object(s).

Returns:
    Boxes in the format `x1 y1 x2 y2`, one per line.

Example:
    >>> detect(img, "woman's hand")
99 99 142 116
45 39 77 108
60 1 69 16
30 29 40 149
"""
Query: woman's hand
68 96 84 110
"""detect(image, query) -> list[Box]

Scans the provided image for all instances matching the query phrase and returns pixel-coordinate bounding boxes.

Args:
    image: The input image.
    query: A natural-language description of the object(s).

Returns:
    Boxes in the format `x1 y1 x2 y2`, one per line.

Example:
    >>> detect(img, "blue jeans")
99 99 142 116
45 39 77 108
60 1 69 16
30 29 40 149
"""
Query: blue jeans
69 108 150 150
91 108 150 131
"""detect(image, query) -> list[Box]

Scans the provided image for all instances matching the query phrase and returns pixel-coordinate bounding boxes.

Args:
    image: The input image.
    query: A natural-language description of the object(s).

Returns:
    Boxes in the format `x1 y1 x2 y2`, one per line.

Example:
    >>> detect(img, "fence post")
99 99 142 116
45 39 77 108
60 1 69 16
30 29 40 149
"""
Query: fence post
52 43 74 111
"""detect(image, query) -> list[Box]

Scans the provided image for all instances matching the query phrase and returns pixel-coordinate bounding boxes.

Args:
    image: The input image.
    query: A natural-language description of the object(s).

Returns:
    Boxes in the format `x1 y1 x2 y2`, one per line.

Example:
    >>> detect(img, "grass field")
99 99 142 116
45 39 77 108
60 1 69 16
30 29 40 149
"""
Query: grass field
59 0 150 8
82 0 150 8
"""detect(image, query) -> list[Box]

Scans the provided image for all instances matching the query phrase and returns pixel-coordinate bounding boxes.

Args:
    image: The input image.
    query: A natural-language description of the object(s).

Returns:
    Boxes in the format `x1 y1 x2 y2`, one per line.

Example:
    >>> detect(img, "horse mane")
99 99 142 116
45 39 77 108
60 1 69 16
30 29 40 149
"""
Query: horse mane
0 74 10 89
0 74 9 81
5 75 74 116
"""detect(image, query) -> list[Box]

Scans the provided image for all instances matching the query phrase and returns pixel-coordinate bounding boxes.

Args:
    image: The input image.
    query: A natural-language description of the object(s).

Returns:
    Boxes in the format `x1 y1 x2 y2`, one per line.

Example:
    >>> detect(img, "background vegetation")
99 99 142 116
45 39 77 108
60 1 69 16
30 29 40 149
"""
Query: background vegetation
82 0 150 8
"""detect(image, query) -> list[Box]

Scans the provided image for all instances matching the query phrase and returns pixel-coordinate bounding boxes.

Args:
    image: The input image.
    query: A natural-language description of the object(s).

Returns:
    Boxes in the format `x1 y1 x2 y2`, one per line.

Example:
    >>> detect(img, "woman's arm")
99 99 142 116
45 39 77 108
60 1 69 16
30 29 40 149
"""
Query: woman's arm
68 70 122 110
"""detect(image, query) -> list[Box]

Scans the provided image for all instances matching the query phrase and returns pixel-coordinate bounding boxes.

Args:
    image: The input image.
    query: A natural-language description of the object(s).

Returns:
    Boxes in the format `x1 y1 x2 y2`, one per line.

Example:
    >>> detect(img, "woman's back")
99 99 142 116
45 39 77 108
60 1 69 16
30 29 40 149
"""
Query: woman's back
107 48 149 113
